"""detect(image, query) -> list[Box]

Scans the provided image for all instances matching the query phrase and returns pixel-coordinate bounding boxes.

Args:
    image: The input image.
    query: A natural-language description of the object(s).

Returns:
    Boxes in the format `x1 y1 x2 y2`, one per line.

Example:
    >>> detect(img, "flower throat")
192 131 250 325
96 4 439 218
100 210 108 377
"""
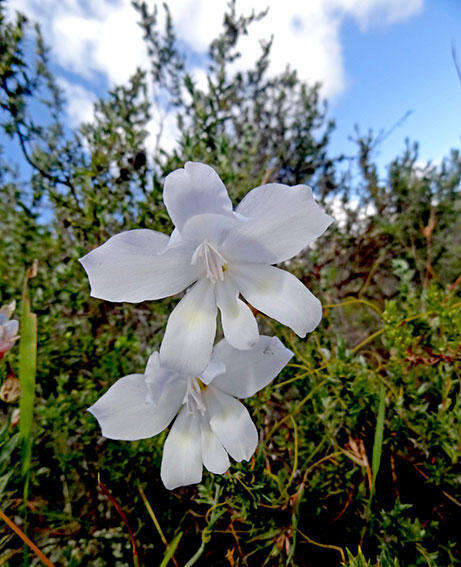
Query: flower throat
191 240 227 284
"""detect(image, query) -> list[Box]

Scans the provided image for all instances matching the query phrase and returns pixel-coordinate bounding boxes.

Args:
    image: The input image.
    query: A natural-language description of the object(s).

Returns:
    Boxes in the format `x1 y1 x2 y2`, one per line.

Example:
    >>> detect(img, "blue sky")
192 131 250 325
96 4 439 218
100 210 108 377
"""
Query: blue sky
329 0 461 169
5 0 461 176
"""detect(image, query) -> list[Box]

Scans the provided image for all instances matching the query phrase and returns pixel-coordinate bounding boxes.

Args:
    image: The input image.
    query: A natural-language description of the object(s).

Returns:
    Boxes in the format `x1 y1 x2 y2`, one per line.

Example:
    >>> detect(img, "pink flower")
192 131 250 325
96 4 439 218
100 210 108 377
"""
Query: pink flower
0 301 19 358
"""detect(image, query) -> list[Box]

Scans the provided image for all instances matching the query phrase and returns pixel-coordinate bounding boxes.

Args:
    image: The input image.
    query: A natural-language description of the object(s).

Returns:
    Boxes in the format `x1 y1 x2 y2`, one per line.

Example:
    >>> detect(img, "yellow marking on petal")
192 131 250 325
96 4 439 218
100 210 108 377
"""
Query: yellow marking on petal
184 309 207 325
176 433 195 447
197 378 207 391
256 280 277 294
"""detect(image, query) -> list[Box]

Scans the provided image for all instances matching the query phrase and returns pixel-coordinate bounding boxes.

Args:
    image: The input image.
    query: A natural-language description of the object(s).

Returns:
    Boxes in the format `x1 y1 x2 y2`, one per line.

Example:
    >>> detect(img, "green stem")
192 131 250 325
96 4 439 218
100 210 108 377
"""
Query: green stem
184 487 222 567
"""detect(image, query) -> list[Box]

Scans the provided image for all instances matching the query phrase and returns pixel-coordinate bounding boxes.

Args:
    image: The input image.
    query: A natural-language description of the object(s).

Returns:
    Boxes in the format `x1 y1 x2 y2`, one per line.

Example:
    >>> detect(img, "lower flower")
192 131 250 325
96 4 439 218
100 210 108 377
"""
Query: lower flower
88 336 292 489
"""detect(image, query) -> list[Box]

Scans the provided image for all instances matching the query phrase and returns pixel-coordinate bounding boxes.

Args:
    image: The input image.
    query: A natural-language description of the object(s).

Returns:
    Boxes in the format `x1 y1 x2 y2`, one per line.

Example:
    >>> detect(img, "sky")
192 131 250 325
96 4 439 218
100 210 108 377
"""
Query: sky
5 0 461 174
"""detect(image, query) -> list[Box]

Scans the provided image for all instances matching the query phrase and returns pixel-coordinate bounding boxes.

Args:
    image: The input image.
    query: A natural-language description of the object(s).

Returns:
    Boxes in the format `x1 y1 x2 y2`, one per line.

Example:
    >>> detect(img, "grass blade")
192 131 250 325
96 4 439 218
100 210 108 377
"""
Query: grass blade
159 532 183 567
18 265 38 480
17 264 38 566
371 384 386 493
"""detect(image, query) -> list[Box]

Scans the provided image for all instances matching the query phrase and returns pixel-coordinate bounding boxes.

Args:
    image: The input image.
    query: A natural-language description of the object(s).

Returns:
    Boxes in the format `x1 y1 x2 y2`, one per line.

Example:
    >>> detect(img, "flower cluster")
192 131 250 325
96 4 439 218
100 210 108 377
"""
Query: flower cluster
81 162 332 489
89 336 292 489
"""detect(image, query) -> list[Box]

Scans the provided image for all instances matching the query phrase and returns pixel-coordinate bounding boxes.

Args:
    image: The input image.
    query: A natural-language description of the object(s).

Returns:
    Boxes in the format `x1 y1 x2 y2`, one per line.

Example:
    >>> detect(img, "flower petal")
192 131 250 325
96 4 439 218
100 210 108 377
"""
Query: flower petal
232 264 322 337
200 415 230 474
3 319 19 338
79 229 198 303
200 359 226 385
0 300 15 319
211 335 293 398
144 351 183 403
161 406 203 490
215 279 259 350
160 279 217 375
163 162 233 230
88 374 185 441
236 183 333 263
204 386 258 462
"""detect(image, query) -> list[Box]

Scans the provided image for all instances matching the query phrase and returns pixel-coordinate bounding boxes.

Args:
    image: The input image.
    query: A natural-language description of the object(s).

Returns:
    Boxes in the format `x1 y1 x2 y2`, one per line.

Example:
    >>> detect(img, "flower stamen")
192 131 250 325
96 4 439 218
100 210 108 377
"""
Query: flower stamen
183 378 206 414
191 240 226 284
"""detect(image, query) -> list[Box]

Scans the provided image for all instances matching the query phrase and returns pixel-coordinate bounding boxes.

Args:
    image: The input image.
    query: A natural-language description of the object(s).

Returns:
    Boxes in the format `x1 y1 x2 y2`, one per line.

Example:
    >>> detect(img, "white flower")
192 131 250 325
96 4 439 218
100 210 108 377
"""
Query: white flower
80 162 333 375
88 335 293 490
0 301 19 357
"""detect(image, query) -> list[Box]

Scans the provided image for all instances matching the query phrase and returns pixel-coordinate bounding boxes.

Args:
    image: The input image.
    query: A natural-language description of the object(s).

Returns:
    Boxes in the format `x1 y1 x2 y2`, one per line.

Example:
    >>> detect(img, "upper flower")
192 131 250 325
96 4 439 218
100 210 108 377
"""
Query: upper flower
88 335 293 490
0 301 19 357
80 162 333 375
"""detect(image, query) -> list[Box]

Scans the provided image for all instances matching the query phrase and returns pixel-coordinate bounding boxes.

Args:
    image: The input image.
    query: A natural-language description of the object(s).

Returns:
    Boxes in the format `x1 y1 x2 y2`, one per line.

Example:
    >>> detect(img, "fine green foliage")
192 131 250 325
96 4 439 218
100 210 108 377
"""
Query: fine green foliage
0 418 20 498
0 2 459 566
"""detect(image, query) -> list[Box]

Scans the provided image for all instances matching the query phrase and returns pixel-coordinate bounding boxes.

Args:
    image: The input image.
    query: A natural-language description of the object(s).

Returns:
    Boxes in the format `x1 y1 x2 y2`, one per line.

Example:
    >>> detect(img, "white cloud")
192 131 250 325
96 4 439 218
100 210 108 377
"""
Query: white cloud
232 1 345 97
146 108 179 154
58 79 97 126
9 0 149 84
165 0 423 97
52 3 149 84
9 0 423 146
327 194 376 228
330 0 424 30
191 67 209 92
10 0 423 97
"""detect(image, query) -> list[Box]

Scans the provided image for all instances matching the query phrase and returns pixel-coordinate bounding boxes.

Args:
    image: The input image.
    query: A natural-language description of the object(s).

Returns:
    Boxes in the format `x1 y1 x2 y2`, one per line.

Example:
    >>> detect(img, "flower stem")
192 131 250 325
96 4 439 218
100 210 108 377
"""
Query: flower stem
184 487 222 567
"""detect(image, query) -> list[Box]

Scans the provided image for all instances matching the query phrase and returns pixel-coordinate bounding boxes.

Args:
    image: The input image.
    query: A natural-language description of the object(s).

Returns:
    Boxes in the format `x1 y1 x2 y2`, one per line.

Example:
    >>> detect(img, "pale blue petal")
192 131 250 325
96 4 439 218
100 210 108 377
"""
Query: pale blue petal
88 374 184 441
161 406 203 490
204 386 258 462
235 183 333 263
160 279 217 376
211 335 293 398
200 415 230 474
232 263 322 337
163 162 233 230
79 229 198 302
215 279 259 350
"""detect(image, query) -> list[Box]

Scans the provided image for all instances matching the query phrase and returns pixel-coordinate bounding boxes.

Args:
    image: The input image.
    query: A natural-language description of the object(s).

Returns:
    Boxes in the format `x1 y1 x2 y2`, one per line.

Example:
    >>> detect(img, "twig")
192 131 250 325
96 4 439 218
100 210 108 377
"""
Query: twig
395 454 461 507
330 488 355 524
373 110 413 148
0 508 55 567
285 415 299 493
0 548 21 565
274 370 311 389
297 528 345 562
302 451 344 484
448 275 461 292
359 251 387 298
266 379 330 441
229 520 247 566
451 41 461 87
351 328 385 354
98 476 140 567
138 484 179 567
324 297 382 316
13 119 83 212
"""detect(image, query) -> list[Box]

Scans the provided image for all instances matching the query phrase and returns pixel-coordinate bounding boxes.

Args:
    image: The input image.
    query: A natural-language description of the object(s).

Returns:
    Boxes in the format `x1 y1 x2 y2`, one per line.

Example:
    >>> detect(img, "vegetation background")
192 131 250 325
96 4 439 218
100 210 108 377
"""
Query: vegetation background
0 1 459 565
